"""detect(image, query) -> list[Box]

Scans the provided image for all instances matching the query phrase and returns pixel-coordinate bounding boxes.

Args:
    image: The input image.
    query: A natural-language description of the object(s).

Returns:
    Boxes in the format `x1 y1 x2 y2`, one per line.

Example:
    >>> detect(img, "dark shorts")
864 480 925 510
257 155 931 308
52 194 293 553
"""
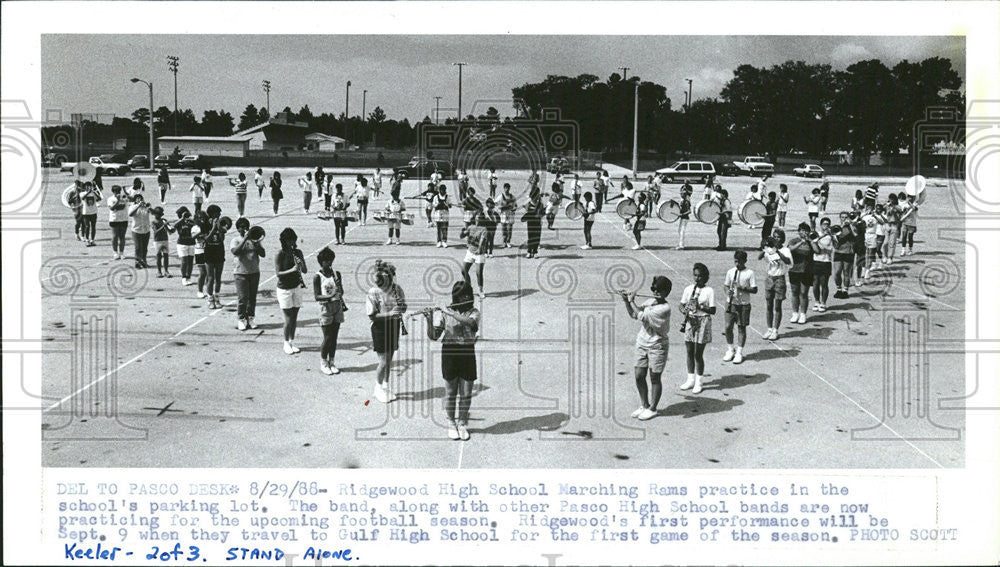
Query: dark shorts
371 318 401 354
788 271 811 287
725 303 752 327
834 253 854 263
812 262 832 276
764 275 786 300
441 343 477 382
194 253 206 265
204 245 225 265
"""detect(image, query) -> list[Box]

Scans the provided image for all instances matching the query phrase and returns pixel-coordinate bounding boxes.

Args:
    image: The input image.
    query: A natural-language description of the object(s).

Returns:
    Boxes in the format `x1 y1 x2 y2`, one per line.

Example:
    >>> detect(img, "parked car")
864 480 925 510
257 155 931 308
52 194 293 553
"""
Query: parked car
127 155 149 169
153 154 183 169
178 154 210 170
793 164 825 178
655 160 717 183
59 155 130 176
729 156 775 176
393 157 455 180
546 156 571 174
43 152 68 167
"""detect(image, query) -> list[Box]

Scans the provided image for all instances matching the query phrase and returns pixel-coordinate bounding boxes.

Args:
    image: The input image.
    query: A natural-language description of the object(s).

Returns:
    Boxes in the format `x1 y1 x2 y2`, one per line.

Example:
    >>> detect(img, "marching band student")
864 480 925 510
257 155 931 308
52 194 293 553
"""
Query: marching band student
313 247 345 375
157 166 171 204
873 203 889 268
324 173 335 213
80 181 100 246
488 167 499 199
819 181 830 213
202 205 228 309
499 183 517 248
851 189 865 213
723 250 757 364
315 167 326 207
298 171 315 214
745 183 762 203
231 217 265 331
421 181 437 227
680 180 693 199
631 193 648 250
366 259 407 403
174 207 196 285
593 174 605 213
107 185 130 260
545 182 563 230
201 169 213 201
269 171 283 215
355 175 370 225
851 211 868 287
460 212 490 298
580 191 597 250
229 172 249 217
619 176 636 229
150 206 174 278
777 184 789 228
462 186 484 228
899 193 919 256
457 169 470 202
787 222 818 323
676 187 692 250
523 186 544 259
372 168 383 198
423 280 480 440
430 169 444 198
760 191 778 248
882 193 902 264
483 198 501 258
832 213 856 299
863 182 879 208
193 211 209 298
190 175 205 216
602 170 614 203
619 275 672 421
571 174 583 203
128 193 152 269
811 217 834 312
714 188 732 251
703 179 715 202
275 227 308 355
130 177 146 199
679 263 716 395
759 230 792 340
804 187 821 231
332 185 349 245
647 174 662 214
433 184 452 247
384 191 406 245
860 205 879 281
68 182 84 241
254 168 265 201
92 166 104 193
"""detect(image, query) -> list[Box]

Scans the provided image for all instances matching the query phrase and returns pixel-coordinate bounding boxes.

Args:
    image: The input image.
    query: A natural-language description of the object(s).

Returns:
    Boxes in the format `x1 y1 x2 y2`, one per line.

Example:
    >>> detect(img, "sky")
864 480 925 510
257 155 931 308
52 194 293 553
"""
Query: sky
41 35 964 124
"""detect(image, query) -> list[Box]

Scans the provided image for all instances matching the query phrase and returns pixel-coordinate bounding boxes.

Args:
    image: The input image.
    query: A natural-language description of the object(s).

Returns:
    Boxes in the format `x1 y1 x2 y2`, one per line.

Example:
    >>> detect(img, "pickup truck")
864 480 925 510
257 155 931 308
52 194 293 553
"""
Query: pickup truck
724 156 774 177
60 155 130 176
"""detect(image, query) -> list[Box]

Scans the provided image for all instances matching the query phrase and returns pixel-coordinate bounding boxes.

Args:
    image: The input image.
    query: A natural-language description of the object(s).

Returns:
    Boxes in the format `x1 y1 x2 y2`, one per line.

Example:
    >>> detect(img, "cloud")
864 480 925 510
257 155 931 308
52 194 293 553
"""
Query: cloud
831 43 874 67
695 68 734 94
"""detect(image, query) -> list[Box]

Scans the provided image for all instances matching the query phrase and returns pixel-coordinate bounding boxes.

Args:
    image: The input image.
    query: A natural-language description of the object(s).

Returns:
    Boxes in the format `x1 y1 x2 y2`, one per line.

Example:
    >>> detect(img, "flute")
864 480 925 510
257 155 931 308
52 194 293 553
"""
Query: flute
608 289 658 299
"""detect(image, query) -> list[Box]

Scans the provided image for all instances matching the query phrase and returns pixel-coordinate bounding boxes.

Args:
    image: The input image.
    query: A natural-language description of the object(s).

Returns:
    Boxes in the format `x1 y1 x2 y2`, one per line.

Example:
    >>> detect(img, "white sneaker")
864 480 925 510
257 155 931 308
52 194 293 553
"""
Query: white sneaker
631 407 645 418
442 242 448 248
457 423 470 441
771 329 780 341
237 319 247 331
436 242 443 248
283 341 294 355
797 312 807 324
374 383 388 403
812 304 820 312
580 245 592 250
329 364 340 375
384 387 397 402
447 422 460 440
680 374 695 390
385 239 392 245
789 312 798 323
733 348 744 364
320 361 334 375
290 342 301 354
723 346 735 362
637 408 657 421
691 375 703 394
197 291 206 299
247 317 258 329
632 244 641 250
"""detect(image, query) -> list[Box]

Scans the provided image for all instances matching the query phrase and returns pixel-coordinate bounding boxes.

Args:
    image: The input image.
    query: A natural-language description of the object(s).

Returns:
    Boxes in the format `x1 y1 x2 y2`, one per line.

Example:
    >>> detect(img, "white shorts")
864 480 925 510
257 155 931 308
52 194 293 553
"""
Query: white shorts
463 250 485 264
276 286 303 310
176 244 195 257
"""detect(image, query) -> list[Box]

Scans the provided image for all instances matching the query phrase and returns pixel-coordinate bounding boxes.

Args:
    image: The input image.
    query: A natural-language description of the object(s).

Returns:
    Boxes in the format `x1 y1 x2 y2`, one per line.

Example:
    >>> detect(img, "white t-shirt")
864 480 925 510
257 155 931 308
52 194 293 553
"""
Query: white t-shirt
355 181 370 200
813 234 835 263
807 194 821 213
107 195 129 222
254 172 264 190
724 267 757 305
680 284 715 315
299 176 315 193
201 172 212 186
778 191 789 212
764 246 792 278
635 300 671 349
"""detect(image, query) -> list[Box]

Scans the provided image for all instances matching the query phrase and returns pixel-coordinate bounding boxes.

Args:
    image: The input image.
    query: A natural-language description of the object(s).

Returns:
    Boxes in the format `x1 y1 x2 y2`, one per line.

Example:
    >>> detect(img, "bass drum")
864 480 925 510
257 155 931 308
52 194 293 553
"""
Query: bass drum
738 199 767 228
694 199 722 224
616 198 638 219
564 201 584 221
656 200 681 223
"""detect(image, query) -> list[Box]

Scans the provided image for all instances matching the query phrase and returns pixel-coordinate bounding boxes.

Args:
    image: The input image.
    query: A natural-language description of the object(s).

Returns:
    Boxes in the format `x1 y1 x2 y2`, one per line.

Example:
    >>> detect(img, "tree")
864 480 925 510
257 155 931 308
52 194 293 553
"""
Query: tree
257 107 270 123
368 106 386 126
238 104 260 131
131 107 150 126
200 109 235 136
297 105 314 126
832 60 894 165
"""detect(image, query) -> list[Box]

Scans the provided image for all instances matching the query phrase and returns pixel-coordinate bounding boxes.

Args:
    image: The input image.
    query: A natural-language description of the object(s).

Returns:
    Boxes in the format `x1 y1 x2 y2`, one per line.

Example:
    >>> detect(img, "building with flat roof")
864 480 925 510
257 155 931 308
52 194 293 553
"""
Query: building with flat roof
156 136 250 157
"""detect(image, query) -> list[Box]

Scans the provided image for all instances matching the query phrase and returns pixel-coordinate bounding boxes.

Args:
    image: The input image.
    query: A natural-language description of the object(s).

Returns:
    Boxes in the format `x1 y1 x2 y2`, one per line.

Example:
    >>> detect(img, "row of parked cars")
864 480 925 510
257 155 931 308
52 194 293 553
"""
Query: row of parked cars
54 153 210 175
654 157 826 182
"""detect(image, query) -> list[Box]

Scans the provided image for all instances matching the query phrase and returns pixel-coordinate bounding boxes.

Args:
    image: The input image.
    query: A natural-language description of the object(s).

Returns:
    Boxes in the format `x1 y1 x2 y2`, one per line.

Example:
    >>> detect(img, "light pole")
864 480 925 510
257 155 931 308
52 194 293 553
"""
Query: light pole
434 96 442 124
167 55 179 135
262 80 271 115
619 66 629 81
453 62 466 121
632 82 639 176
130 78 154 167
685 78 693 111
345 81 351 140
362 89 367 145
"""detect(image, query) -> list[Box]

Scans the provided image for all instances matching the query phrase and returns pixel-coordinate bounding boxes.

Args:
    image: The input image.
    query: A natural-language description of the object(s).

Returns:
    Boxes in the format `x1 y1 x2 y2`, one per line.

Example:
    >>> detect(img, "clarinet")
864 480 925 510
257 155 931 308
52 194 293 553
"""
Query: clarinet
679 285 701 333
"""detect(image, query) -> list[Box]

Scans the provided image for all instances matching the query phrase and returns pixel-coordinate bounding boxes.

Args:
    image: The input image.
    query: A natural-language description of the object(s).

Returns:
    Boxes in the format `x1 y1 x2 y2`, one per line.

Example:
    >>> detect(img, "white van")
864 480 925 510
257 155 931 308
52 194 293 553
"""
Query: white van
655 161 716 183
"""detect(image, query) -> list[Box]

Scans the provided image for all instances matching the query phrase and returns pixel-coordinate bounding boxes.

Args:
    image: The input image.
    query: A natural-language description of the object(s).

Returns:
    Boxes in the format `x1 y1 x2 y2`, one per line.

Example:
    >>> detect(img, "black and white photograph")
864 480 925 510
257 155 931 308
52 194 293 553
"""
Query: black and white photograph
3 2 999 566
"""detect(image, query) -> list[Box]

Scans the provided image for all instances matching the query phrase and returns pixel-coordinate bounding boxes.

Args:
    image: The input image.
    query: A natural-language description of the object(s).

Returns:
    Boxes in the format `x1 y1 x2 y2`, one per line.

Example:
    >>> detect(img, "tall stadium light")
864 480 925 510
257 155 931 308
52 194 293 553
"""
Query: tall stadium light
632 82 639 176
345 81 351 140
434 96 442 124
130 78 154 168
167 55 179 135
262 80 271 114
453 62 466 121
619 66 629 81
685 78 693 111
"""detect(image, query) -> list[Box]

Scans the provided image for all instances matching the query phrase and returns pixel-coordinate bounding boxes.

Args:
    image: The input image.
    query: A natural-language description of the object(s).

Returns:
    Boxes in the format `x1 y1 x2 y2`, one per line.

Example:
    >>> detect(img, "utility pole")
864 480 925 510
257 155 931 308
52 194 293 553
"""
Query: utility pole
362 89 367 147
130 78 154 167
632 82 639 176
167 55 179 135
262 80 271 115
453 62 466 121
345 80 351 140
619 66 629 81
686 78 693 111
434 96 442 125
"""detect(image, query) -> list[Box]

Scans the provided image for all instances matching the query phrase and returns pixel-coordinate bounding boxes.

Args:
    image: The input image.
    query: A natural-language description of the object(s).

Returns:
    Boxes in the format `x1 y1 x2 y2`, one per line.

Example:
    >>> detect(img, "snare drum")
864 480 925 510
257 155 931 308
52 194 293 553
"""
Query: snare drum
564 201 584 221
656 200 681 223
616 198 638 219
333 209 347 220
372 211 386 222
694 199 722 224
401 213 415 226
738 198 767 227
500 211 514 224
432 209 449 223
463 209 475 223
346 210 358 222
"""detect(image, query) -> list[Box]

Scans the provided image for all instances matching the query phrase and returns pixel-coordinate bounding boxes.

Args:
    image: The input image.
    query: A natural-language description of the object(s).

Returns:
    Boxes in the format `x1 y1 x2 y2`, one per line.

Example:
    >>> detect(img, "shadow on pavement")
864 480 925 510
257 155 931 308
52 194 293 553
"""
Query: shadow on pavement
658 397 744 419
471 412 569 434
